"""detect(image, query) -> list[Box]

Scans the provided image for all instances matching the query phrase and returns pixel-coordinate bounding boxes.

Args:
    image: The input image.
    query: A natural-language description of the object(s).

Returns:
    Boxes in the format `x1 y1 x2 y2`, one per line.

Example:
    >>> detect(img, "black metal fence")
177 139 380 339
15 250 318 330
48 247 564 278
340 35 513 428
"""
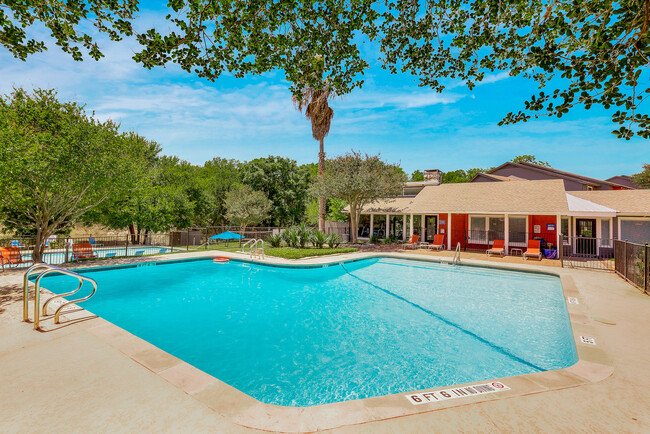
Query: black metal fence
615 240 649 293
0 233 175 271
560 235 616 271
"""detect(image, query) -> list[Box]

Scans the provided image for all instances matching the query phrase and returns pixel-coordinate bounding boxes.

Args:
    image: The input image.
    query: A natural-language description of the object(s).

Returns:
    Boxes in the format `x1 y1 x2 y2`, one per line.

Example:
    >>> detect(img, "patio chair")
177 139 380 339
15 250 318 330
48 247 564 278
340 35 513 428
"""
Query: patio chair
402 235 419 249
427 234 446 251
11 240 25 248
135 250 145 256
0 247 34 271
523 240 543 260
105 252 116 258
89 237 104 247
159 248 168 254
487 240 505 257
72 242 97 260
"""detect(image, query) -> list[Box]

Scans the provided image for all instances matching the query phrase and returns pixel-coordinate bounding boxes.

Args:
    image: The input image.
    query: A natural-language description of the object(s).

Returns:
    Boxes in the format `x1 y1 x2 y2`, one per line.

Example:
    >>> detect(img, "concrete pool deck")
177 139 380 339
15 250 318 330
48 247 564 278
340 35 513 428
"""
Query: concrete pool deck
1 250 649 432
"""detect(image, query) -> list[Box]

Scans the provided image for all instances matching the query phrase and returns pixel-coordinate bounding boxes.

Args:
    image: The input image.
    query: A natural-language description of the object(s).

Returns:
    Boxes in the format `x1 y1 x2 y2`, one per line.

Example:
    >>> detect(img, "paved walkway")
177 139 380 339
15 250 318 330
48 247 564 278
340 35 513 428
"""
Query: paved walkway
1 251 649 432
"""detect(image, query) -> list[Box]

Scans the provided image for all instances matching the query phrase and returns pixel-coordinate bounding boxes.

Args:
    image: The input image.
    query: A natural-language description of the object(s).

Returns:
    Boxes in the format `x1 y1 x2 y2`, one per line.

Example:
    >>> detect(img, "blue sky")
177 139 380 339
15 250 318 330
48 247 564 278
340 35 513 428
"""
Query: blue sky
0 5 646 179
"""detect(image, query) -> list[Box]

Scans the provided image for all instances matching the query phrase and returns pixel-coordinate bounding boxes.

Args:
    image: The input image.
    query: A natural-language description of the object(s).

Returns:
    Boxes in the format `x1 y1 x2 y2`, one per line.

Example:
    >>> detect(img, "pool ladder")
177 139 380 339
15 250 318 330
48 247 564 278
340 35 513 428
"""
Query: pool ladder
23 263 98 330
452 242 461 265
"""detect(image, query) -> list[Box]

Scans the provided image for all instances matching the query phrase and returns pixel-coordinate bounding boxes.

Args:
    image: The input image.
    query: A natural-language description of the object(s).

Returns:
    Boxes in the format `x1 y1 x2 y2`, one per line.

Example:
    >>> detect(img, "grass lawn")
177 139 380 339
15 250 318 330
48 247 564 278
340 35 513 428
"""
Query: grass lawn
264 247 358 259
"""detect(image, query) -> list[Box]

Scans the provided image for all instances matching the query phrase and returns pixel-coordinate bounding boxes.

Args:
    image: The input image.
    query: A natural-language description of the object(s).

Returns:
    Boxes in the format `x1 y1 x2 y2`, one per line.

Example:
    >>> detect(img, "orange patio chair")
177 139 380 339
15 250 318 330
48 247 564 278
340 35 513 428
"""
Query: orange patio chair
72 242 97 260
487 239 505 257
0 246 34 271
523 240 543 260
427 234 446 251
402 235 419 249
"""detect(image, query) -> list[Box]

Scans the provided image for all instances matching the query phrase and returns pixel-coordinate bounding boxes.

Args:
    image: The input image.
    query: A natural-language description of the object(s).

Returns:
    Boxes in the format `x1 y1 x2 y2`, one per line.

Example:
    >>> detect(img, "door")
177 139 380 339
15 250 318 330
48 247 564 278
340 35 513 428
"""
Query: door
576 219 597 256
424 215 438 242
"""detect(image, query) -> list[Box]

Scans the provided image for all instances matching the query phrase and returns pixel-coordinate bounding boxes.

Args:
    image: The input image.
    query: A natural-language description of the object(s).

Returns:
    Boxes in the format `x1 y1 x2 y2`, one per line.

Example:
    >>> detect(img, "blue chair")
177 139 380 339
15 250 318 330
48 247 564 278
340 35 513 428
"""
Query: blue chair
159 248 168 254
11 240 25 248
135 250 145 256
89 237 103 247
106 252 116 258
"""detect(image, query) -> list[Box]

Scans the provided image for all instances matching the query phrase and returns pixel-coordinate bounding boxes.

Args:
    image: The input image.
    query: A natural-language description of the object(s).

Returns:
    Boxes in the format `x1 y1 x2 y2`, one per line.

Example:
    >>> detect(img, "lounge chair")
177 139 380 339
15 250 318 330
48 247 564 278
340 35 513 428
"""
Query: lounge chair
159 248 168 254
72 242 97 260
487 239 505 257
11 240 25 248
427 234 445 251
523 240 543 260
89 237 103 247
402 235 419 249
105 253 116 258
135 250 145 256
0 247 34 271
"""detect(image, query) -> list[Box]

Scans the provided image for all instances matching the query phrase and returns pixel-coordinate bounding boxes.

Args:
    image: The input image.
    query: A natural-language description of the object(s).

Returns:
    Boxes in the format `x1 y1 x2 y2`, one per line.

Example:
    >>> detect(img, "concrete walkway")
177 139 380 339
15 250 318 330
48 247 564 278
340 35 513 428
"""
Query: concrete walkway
1 251 649 432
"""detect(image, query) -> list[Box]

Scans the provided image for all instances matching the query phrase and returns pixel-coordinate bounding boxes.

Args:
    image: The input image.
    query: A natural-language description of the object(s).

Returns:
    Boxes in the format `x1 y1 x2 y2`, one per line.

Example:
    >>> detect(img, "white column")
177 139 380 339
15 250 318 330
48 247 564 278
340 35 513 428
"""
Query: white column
447 214 452 250
402 215 407 241
409 214 414 237
556 214 562 254
386 213 390 238
420 215 425 240
504 214 510 255
369 214 374 239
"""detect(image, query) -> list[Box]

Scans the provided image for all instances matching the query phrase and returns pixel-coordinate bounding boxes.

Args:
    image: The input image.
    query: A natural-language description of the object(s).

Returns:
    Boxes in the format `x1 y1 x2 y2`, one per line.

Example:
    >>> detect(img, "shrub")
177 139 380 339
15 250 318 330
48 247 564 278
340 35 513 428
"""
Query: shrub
267 233 283 248
326 232 341 248
282 227 298 248
369 234 380 244
383 235 401 244
294 223 311 248
310 230 327 248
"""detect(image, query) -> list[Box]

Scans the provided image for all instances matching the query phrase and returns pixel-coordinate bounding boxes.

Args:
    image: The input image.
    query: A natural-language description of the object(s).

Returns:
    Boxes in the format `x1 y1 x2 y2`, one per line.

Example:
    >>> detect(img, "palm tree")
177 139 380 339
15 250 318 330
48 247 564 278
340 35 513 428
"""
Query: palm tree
293 86 334 232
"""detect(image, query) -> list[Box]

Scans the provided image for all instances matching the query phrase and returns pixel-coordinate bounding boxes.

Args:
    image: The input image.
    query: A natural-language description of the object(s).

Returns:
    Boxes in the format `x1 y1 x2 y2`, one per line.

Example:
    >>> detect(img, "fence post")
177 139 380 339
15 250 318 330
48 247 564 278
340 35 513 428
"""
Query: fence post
558 233 563 267
125 234 129 257
65 241 69 263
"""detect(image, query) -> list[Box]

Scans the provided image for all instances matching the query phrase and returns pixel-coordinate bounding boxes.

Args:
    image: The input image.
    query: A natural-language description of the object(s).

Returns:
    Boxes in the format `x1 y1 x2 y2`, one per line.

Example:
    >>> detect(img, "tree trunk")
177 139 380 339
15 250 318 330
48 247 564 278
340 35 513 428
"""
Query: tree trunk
318 138 326 232
349 205 357 243
129 224 137 244
32 227 45 263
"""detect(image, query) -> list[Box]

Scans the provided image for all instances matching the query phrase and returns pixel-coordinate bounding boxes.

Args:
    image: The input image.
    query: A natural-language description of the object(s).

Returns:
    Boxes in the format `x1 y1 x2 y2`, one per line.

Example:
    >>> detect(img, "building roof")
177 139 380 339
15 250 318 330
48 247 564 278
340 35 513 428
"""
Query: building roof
605 175 639 189
487 162 631 189
565 194 617 216
355 197 416 213
471 173 524 182
571 190 650 215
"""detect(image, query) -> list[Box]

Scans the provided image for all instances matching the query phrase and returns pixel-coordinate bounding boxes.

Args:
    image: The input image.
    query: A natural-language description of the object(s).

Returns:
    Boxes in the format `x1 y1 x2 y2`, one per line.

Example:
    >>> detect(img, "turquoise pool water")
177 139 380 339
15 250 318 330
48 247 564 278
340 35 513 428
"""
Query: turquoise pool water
39 257 577 407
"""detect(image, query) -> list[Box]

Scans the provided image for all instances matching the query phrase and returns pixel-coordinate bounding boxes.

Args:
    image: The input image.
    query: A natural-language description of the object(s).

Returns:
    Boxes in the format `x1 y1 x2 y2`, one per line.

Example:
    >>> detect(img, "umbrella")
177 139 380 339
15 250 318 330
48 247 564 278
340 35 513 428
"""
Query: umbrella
209 231 244 240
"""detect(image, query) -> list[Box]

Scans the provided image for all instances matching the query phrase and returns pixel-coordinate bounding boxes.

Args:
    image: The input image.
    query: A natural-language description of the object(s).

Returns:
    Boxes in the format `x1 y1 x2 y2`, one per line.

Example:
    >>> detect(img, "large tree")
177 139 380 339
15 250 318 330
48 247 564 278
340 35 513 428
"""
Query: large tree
132 0 649 139
0 88 156 261
311 151 407 243
632 163 650 188
224 184 272 237
1 0 138 61
239 155 311 226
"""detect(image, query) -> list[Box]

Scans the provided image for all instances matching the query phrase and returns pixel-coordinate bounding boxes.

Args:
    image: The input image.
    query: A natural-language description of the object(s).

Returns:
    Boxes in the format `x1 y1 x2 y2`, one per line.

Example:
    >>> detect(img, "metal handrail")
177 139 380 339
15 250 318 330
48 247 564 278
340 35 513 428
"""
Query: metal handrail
241 239 256 252
249 239 265 259
452 242 461 265
23 263 98 330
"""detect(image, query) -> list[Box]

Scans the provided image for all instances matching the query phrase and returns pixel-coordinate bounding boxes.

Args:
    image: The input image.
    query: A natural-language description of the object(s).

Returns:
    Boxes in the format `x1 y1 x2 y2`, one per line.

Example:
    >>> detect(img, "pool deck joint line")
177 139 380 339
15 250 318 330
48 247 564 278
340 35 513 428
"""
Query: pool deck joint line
3 249 618 432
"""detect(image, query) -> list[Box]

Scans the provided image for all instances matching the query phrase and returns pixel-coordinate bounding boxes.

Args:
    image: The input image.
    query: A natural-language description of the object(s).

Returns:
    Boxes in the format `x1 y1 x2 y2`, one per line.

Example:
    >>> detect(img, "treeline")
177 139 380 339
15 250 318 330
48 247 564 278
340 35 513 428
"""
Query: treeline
90 154 346 235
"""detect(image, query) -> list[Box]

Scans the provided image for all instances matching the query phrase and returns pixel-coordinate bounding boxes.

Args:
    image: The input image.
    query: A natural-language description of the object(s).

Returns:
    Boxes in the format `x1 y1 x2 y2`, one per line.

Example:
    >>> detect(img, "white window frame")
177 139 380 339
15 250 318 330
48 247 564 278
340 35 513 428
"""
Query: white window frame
618 217 650 244
468 215 508 245
508 216 528 247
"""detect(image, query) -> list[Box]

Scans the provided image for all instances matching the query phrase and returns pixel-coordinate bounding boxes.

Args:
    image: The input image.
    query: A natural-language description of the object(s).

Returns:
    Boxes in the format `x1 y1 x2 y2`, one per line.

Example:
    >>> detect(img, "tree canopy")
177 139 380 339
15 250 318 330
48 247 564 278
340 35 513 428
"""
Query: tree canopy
632 163 650 188
511 155 551 167
0 88 157 260
311 151 407 243
1 0 138 61
224 184 272 232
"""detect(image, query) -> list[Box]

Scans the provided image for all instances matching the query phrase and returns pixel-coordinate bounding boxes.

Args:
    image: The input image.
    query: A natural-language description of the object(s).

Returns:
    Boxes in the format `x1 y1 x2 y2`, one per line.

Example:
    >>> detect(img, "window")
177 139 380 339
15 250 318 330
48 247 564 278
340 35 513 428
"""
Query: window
357 215 370 238
561 218 569 236
488 217 504 242
601 220 611 246
469 216 487 242
509 217 527 245
620 219 650 244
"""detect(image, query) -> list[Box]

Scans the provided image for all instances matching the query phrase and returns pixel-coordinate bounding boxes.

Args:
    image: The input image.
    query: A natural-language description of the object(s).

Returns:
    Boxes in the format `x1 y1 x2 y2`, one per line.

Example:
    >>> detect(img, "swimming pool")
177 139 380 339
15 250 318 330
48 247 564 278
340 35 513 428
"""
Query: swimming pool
39 257 577 407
